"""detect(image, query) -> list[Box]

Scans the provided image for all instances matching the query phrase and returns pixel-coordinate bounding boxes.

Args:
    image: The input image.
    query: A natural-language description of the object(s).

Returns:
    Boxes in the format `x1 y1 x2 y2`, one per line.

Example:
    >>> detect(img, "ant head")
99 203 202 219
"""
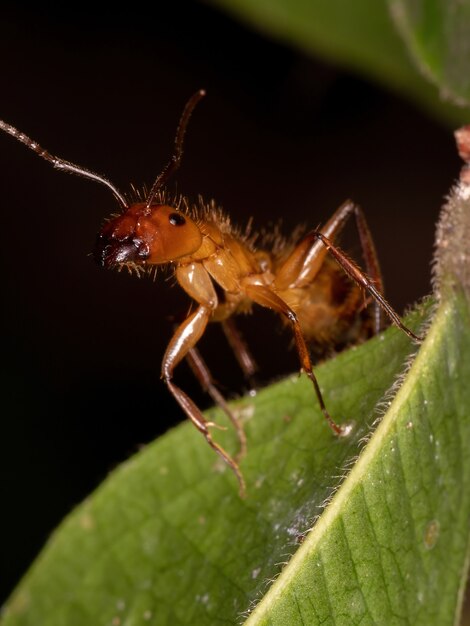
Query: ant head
93 90 207 270
94 202 203 268
0 90 207 269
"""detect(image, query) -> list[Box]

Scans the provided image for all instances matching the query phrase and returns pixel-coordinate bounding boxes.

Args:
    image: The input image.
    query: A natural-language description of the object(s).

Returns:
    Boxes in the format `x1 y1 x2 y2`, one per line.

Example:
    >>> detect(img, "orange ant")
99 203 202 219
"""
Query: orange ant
0 90 422 496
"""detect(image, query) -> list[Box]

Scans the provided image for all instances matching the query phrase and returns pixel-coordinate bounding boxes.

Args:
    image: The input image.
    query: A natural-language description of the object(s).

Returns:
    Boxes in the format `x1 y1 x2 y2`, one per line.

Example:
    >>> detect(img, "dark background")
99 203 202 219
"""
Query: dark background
0 3 461 605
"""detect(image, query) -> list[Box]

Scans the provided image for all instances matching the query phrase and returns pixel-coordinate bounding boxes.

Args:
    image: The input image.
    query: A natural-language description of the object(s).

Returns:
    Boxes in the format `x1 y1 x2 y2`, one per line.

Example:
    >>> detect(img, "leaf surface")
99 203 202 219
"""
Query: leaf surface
2 307 431 625
247 293 470 625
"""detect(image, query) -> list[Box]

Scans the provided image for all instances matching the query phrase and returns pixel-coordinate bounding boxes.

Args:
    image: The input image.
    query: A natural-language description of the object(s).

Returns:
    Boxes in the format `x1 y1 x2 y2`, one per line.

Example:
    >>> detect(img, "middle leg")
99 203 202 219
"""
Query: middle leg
244 283 345 435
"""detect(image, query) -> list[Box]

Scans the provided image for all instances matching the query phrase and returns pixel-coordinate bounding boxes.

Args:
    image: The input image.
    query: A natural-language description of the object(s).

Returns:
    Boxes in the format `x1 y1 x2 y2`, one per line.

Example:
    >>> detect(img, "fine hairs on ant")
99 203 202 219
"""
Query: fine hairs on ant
0 90 422 497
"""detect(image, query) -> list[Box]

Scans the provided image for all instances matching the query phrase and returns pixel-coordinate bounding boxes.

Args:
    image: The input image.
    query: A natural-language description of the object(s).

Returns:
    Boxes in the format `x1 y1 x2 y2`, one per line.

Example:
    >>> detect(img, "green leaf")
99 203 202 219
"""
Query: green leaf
247 293 470 625
208 0 468 123
0 296 450 625
388 0 470 107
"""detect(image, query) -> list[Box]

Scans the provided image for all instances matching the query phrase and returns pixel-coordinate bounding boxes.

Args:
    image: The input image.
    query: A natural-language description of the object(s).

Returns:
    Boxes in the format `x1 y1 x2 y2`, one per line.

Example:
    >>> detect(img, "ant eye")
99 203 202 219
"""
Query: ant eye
169 212 186 226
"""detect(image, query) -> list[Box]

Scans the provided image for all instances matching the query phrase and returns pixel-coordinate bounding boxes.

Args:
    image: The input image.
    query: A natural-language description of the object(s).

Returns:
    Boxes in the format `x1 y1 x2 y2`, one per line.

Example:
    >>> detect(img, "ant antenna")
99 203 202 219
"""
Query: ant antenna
0 119 128 209
145 89 206 208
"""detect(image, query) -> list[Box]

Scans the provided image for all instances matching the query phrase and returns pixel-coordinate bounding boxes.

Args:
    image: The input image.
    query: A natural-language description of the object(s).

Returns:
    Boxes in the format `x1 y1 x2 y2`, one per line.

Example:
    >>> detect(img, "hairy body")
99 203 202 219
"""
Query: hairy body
0 91 422 496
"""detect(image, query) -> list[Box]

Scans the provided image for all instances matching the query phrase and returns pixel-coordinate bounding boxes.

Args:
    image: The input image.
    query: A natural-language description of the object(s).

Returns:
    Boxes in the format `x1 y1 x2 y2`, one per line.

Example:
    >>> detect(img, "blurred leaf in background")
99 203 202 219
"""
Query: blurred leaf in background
389 0 470 107
209 0 470 122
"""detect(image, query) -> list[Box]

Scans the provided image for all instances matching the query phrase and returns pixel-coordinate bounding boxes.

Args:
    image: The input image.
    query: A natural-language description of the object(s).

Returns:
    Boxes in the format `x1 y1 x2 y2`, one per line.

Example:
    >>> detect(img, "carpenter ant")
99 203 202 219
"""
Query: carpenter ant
0 91 422 496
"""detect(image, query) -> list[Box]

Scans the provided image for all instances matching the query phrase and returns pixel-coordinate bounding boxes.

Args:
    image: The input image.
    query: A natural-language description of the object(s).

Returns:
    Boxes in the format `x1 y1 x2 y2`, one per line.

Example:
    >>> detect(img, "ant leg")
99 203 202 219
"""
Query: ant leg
170 262 247 495
312 232 423 343
171 314 247 460
222 318 258 388
162 306 246 496
244 283 344 435
275 200 384 333
185 346 247 462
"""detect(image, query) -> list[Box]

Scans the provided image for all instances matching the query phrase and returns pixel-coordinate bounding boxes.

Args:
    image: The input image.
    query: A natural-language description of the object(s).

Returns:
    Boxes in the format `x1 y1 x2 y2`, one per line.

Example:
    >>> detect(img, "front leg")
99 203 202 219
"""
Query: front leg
184 345 247 463
162 262 246 496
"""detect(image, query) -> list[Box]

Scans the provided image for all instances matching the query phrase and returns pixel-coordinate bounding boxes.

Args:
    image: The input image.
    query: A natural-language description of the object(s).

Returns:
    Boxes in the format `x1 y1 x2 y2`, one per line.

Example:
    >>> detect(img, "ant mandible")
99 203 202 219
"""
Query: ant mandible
0 90 422 496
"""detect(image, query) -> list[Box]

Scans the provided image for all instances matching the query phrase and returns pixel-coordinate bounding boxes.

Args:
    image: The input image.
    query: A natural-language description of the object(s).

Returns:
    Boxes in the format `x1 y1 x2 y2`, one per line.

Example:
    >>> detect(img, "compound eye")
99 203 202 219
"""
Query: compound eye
168 212 186 226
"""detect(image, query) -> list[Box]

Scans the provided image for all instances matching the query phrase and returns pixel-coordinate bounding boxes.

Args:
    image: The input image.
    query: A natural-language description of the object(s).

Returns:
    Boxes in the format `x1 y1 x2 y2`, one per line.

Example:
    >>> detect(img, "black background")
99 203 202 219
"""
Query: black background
0 3 461 605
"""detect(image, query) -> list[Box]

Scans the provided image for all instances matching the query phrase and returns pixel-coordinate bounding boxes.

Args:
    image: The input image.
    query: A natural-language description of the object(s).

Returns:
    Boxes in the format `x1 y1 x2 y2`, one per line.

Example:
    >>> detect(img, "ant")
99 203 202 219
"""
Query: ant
0 91 422 496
